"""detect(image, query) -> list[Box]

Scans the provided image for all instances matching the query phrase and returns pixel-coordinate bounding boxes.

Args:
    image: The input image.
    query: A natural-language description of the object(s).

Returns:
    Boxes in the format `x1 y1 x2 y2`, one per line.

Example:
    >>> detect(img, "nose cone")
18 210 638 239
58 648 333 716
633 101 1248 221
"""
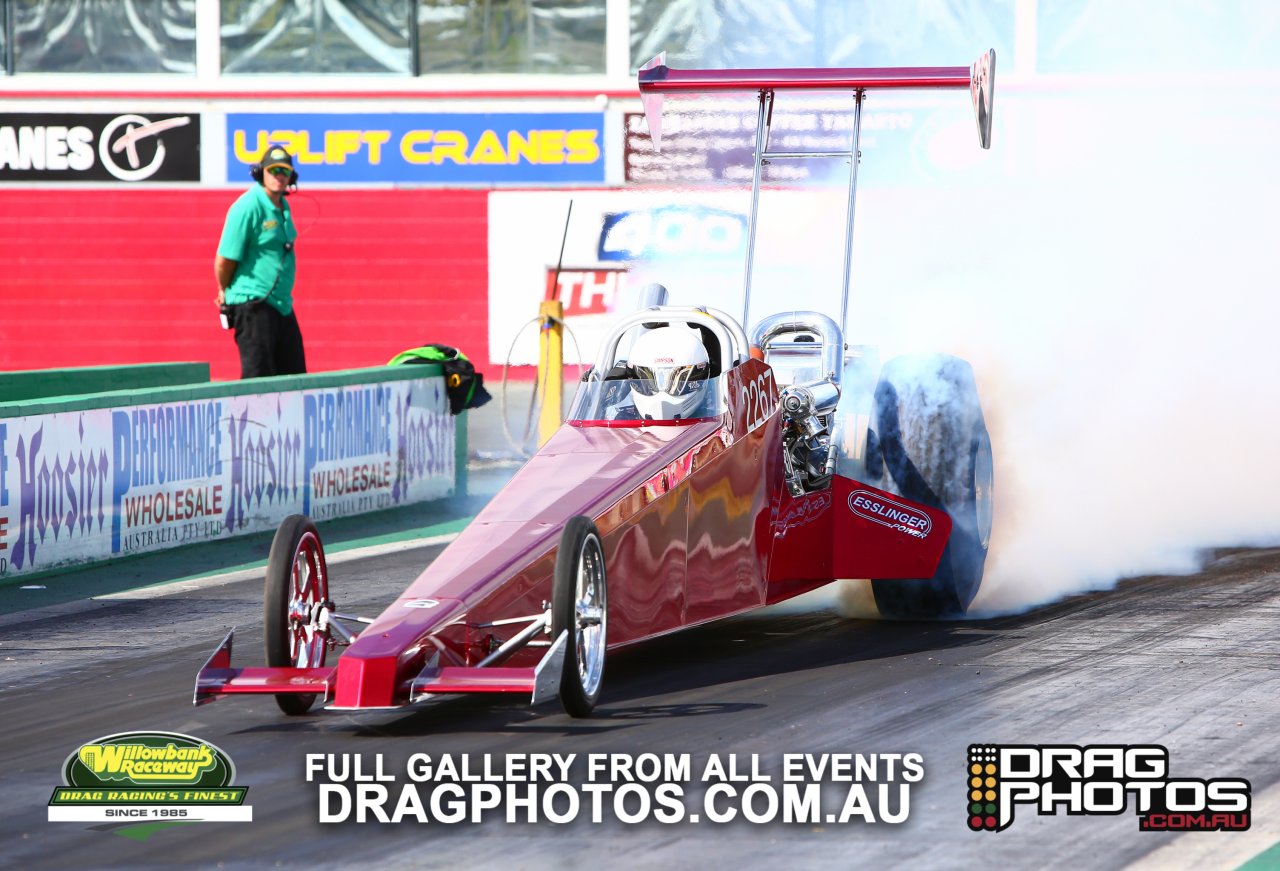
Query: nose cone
331 597 466 708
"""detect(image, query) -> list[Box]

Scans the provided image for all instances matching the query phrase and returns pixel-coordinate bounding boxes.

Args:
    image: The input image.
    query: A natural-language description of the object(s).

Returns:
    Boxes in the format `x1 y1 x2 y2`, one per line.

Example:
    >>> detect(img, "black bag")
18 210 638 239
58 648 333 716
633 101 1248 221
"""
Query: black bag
388 343 492 415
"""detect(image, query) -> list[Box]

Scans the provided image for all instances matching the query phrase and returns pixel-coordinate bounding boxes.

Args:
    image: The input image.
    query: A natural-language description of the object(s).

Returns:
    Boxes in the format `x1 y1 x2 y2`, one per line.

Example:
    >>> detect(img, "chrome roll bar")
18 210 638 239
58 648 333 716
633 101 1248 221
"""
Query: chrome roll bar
749 311 844 384
592 305 749 375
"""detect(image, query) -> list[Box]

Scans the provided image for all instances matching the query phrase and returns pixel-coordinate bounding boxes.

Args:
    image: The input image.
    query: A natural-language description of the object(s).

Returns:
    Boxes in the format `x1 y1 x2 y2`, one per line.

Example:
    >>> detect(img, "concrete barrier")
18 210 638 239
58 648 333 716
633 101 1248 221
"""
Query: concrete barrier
0 362 210 403
0 365 464 582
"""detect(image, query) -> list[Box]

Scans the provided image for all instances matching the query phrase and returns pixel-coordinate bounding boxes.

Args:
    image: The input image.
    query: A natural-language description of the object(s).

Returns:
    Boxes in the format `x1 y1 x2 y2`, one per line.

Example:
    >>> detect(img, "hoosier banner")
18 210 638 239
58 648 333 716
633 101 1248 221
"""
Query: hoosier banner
0 376 454 579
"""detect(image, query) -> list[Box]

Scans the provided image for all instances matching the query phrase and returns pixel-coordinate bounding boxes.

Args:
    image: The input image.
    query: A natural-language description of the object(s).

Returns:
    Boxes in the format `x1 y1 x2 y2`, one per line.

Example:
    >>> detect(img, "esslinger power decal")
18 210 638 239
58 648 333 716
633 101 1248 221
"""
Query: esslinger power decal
847 490 931 538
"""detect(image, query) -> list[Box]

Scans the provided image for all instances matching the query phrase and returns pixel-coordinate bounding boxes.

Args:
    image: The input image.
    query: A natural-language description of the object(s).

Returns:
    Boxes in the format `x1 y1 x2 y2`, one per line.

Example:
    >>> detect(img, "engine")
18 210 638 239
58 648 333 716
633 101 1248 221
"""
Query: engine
750 312 845 496
780 382 837 494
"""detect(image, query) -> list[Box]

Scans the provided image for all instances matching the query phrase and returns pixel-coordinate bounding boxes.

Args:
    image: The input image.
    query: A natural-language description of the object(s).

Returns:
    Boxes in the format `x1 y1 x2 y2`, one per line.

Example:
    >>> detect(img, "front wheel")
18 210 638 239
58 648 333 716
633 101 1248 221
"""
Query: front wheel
551 516 608 717
264 514 330 715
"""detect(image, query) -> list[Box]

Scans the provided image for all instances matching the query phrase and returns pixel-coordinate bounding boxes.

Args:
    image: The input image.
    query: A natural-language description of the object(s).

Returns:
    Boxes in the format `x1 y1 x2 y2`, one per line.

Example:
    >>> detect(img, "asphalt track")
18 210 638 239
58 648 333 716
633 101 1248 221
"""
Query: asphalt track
1 486 1278 871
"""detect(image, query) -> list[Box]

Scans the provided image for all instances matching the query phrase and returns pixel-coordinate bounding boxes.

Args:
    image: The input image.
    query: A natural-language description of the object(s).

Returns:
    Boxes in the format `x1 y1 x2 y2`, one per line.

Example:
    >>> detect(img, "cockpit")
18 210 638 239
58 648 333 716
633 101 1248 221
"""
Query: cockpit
567 304 749 424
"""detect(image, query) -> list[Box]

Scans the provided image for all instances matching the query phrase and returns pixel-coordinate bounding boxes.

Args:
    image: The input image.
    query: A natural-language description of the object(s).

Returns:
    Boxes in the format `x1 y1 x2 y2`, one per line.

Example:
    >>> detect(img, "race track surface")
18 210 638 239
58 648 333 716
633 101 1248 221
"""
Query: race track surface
1 538 1277 870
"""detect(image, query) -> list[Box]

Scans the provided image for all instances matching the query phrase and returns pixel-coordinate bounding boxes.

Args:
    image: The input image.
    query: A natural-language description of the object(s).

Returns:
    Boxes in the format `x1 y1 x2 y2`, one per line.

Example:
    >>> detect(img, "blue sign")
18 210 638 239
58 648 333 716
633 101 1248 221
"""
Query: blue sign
598 205 747 261
226 113 605 184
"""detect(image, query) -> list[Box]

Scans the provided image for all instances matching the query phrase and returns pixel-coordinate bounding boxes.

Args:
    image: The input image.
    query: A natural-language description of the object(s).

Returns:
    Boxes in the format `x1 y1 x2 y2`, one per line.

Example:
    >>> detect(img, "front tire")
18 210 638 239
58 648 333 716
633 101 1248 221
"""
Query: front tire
264 514 330 715
870 355 994 618
551 516 608 717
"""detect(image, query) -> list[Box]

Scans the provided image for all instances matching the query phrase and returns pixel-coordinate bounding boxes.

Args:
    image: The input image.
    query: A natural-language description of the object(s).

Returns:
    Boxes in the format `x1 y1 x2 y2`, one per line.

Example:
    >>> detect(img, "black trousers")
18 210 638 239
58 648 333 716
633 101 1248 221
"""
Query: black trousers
231 300 307 379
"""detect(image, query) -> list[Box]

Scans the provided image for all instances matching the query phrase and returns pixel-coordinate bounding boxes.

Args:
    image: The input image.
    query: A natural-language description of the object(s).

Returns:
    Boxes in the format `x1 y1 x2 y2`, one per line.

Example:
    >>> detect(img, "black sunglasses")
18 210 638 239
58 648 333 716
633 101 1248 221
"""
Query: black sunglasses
267 166 292 177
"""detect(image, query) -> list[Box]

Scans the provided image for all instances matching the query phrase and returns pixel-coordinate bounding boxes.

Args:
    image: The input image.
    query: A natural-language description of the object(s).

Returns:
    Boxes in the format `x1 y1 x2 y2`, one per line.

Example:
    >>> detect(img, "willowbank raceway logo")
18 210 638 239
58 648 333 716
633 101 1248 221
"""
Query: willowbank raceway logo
49 732 252 824
966 744 1250 832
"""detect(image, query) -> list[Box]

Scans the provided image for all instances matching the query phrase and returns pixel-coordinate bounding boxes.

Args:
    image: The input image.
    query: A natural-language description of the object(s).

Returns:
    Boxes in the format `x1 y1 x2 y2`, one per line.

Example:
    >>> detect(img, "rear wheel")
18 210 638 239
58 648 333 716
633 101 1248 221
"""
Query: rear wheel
264 515 330 715
870 355 994 618
552 516 608 717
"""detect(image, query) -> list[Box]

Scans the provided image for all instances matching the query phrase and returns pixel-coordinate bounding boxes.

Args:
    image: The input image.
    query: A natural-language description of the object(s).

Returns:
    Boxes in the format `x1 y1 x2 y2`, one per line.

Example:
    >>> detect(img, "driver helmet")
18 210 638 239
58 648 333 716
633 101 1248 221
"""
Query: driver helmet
628 324 712 420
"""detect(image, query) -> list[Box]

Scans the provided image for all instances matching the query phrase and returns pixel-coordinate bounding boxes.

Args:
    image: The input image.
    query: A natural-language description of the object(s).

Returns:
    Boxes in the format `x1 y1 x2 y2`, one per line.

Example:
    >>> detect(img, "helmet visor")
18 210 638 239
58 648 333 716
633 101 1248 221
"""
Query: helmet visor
632 362 707 397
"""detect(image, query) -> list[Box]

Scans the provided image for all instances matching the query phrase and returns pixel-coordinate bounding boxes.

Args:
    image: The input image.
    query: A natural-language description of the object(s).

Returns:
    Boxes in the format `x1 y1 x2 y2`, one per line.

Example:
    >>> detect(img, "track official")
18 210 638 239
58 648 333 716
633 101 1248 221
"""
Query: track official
215 144 306 378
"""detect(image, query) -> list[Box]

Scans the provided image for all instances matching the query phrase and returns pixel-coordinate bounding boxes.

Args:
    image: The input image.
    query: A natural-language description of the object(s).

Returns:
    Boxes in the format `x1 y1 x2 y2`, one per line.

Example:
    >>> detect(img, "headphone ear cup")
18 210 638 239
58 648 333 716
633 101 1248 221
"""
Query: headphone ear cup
289 169 298 185
251 165 263 183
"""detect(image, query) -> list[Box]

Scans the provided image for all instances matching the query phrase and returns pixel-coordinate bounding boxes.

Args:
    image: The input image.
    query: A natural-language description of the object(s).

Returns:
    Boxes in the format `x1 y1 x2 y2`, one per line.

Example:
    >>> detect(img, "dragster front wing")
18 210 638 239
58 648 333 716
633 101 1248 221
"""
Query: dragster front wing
194 626 569 710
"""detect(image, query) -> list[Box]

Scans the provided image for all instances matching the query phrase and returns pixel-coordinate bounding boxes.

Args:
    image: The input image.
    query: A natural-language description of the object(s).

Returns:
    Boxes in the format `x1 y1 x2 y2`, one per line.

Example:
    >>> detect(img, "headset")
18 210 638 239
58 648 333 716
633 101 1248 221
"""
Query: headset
250 143 299 188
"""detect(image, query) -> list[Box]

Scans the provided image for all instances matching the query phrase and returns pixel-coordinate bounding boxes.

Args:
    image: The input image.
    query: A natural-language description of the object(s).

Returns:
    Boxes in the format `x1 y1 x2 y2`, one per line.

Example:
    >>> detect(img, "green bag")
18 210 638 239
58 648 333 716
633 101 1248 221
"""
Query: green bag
388 343 492 415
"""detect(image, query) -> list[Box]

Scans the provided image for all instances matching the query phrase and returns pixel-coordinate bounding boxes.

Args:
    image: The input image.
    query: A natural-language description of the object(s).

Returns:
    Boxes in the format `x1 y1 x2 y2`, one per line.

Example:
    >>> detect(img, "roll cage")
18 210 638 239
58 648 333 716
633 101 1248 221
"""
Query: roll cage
569 304 749 424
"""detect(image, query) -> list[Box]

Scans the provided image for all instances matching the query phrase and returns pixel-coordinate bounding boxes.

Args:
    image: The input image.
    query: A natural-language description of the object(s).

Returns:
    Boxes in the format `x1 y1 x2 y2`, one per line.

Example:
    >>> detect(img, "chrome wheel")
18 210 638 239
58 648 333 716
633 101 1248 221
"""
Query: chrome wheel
973 433 994 552
552 516 608 717
265 515 331 715
286 531 329 668
573 532 608 699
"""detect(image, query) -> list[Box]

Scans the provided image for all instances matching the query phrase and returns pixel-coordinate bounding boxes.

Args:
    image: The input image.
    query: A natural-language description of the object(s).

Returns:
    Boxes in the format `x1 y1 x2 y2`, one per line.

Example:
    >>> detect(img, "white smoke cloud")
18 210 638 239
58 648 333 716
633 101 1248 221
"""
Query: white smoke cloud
620 1 1280 614
635 26 1280 614
844 88 1280 613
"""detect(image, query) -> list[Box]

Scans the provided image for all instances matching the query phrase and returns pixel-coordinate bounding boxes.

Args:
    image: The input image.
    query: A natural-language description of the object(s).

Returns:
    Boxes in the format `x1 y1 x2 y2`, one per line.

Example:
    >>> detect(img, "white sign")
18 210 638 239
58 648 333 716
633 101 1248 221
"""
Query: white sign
487 188 857 367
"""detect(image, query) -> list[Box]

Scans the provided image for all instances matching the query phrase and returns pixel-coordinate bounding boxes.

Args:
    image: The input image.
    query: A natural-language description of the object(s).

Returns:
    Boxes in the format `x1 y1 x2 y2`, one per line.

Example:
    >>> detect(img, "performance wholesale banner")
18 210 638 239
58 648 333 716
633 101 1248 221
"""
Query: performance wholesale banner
0 377 455 579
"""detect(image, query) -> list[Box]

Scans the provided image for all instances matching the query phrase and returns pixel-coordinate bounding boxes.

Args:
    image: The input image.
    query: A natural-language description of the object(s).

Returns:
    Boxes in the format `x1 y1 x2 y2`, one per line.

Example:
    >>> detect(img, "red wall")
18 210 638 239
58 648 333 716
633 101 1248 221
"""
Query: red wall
0 189 489 382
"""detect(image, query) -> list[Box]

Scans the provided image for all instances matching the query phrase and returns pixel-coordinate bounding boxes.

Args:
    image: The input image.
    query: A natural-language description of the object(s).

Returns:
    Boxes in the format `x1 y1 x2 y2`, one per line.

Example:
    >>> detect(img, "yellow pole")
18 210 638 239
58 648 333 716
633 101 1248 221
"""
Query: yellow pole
537 298 564 446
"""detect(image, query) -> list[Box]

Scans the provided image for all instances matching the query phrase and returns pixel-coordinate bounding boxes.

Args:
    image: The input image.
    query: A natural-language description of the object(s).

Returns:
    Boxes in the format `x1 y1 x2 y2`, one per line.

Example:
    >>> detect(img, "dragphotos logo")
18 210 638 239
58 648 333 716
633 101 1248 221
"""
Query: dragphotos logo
967 744 1251 832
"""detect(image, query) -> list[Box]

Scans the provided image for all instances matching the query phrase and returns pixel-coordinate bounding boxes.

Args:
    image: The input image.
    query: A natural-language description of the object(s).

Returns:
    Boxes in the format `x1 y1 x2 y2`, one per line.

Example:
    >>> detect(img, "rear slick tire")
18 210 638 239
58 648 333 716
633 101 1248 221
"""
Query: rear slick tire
869 355 994 619
552 516 608 717
264 514 330 715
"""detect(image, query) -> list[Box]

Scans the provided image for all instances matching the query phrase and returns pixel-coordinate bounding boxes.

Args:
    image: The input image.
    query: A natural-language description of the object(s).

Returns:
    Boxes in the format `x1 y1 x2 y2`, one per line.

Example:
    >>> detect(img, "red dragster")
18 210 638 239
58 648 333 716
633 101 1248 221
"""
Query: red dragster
196 50 998 717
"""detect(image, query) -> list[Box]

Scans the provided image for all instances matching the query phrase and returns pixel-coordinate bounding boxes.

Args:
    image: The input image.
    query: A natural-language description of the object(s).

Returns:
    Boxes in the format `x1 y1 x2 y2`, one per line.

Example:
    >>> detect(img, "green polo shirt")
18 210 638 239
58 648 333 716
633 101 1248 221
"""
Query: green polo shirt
217 185 298 315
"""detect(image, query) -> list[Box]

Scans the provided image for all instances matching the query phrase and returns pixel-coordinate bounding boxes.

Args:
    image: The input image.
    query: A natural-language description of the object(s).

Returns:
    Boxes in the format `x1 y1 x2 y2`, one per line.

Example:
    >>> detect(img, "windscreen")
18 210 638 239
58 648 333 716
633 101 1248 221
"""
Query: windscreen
567 375 724 423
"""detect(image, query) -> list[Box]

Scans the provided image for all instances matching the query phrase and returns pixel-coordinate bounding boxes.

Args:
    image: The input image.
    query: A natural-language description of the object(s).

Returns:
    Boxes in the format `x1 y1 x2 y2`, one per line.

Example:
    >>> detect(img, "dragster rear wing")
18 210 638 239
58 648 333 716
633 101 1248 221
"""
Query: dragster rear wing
634 50 996 335
638 50 996 150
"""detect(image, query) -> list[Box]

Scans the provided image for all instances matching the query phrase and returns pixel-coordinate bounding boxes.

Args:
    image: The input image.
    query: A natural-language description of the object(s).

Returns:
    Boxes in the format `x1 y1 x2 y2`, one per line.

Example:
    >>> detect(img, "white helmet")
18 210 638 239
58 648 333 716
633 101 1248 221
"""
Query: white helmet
628 325 712 420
